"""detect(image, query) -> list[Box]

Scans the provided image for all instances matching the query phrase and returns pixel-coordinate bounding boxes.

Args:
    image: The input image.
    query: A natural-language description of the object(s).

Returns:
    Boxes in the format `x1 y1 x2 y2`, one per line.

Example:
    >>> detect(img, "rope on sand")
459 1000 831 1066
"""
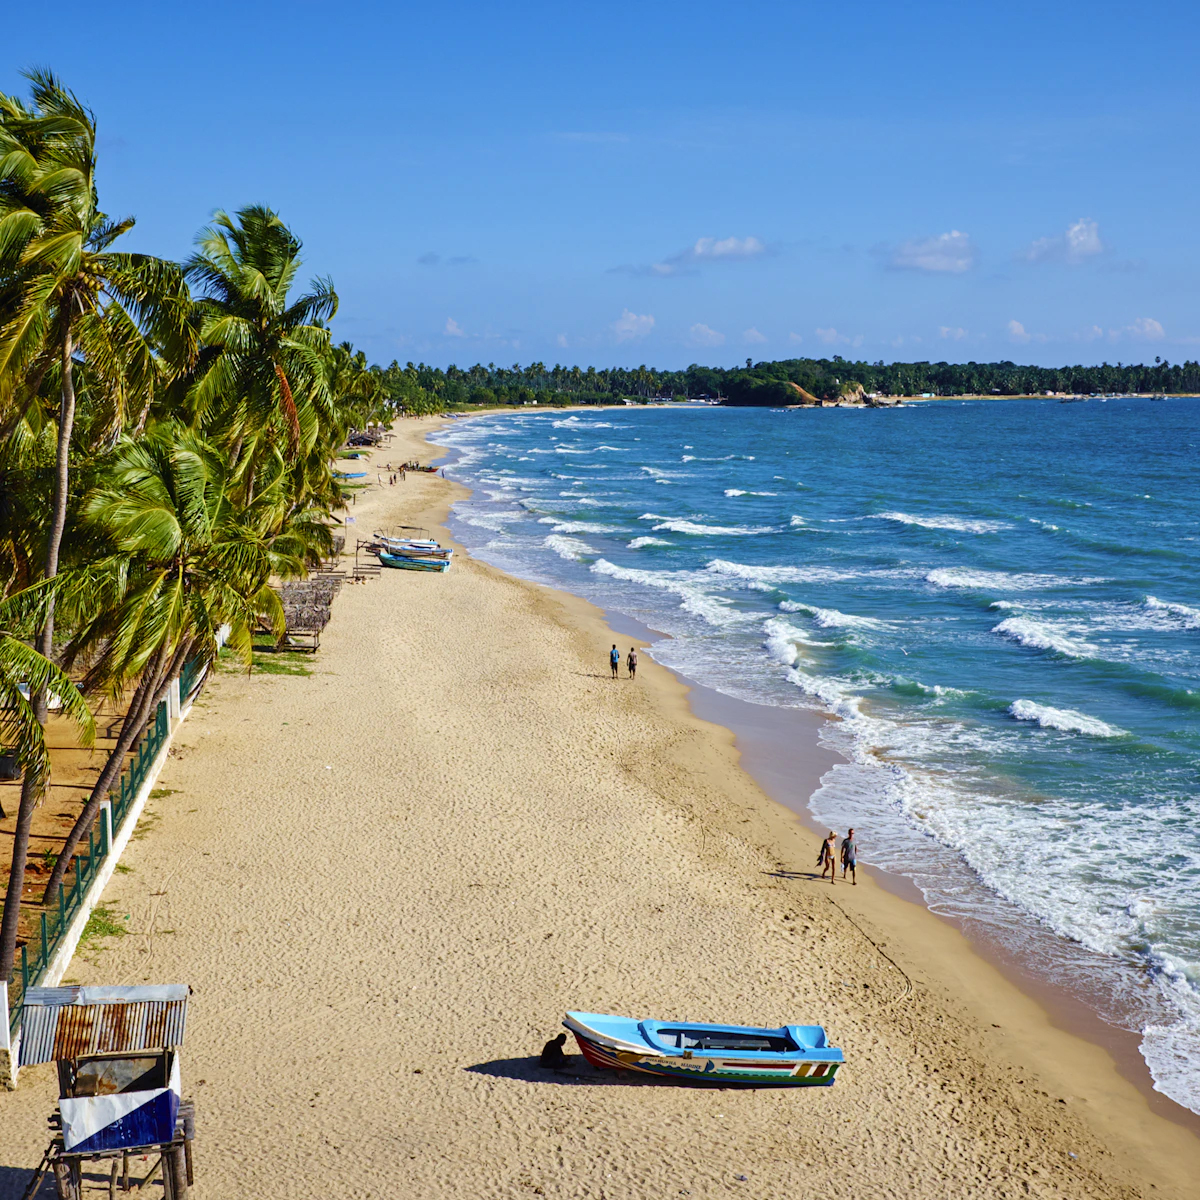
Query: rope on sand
828 897 915 1006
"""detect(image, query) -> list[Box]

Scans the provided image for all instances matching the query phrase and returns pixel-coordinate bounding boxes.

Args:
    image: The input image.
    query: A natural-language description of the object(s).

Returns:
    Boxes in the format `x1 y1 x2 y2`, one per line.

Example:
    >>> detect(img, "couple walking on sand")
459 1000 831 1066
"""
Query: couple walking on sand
818 829 857 884
609 643 637 679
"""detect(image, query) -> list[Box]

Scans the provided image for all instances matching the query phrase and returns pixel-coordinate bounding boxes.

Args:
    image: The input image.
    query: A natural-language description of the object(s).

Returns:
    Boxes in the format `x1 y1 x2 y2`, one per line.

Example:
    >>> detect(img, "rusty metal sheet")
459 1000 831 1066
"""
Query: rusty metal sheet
19 985 188 1066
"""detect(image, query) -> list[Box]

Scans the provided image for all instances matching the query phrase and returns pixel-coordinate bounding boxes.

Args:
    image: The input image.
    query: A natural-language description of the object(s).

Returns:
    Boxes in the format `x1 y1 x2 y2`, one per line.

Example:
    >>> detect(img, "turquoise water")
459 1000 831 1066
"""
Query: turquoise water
438 399 1200 1112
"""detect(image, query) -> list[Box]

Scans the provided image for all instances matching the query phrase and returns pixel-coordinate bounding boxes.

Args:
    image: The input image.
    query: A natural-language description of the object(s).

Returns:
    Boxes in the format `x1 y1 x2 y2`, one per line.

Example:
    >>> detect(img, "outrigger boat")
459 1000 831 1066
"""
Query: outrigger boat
378 550 451 572
379 536 450 557
564 1012 843 1086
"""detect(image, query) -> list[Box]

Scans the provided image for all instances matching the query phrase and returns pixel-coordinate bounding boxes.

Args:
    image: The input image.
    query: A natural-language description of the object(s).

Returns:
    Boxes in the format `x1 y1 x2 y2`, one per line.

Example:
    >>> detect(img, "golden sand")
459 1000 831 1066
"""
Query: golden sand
2 416 1198 1198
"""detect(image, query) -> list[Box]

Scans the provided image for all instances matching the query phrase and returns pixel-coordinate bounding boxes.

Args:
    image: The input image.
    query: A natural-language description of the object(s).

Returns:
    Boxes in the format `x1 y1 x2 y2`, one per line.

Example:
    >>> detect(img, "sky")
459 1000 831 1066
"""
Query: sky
6 0 1200 370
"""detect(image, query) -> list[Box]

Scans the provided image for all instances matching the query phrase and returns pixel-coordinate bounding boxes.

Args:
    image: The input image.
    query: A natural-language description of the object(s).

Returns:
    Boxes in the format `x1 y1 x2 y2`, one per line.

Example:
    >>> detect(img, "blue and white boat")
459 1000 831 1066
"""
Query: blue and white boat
563 1011 843 1085
378 551 451 573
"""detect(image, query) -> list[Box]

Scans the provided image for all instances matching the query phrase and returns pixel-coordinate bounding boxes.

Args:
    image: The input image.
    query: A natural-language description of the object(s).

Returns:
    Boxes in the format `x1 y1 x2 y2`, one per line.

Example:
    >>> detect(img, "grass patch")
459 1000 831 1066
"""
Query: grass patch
218 643 315 677
78 904 130 957
149 787 177 800
114 863 133 875
131 810 161 841
250 653 313 677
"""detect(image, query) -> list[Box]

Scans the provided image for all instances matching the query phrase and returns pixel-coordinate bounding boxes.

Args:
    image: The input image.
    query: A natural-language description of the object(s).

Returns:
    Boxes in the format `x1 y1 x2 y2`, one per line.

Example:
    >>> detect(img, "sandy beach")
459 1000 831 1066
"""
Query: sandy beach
2 414 1199 1199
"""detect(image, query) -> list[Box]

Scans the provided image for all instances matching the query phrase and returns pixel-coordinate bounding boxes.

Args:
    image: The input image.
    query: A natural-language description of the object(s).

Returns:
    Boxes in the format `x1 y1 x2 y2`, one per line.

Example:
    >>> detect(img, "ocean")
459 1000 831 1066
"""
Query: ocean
436 398 1200 1114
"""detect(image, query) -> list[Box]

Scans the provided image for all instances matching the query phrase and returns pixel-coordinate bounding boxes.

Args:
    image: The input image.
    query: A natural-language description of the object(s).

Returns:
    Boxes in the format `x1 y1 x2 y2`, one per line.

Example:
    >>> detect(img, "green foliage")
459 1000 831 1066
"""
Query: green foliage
78 903 129 953
375 355 1199 408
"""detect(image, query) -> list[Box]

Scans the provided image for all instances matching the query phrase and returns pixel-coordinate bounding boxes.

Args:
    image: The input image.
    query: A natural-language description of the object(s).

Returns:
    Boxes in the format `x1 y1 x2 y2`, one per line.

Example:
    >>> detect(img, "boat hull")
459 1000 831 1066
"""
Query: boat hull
378 552 450 572
564 1013 842 1086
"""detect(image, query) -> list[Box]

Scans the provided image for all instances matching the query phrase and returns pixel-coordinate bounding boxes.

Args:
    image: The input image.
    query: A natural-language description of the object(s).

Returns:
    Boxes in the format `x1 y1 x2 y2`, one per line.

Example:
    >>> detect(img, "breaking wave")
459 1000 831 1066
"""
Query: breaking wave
1008 699 1125 738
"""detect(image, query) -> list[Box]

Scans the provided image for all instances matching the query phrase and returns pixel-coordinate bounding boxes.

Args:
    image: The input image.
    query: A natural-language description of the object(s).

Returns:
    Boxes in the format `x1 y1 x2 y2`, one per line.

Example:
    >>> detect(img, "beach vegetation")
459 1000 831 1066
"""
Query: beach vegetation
0 71 390 984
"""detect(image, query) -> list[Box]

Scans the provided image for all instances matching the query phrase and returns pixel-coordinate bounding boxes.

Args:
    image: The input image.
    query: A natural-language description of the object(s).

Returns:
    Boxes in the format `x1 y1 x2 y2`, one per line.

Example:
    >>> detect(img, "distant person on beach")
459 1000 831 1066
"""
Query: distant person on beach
540 1032 569 1071
610 644 620 678
627 647 638 679
818 832 838 883
841 828 858 885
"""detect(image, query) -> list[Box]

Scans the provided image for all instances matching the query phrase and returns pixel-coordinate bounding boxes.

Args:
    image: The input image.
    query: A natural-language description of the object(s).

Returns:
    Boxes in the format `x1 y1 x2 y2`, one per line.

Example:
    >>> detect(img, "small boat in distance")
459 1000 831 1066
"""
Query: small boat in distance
564 1011 843 1086
380 536 450 557
378 551 450 572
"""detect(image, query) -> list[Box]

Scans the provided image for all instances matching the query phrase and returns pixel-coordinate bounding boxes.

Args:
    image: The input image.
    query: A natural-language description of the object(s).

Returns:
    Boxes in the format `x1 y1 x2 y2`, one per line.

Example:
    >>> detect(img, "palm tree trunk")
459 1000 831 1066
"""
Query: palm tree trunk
0 691 48 983
40 638 179 905
0 328 77 984
37 326 77 662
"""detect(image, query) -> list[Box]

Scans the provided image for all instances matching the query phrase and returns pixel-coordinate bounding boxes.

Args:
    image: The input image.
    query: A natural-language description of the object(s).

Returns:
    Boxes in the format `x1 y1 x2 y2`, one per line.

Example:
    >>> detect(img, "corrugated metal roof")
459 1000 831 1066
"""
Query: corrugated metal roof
20 985 188 1066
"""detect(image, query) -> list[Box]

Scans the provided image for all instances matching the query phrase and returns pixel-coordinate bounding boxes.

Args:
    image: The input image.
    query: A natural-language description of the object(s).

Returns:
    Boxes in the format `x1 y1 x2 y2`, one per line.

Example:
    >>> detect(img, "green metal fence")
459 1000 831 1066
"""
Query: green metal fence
6 658 206 1040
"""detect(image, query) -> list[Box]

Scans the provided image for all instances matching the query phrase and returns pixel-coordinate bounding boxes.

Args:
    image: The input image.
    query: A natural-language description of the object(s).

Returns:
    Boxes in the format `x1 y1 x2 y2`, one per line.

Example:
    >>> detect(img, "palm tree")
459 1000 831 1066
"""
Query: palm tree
0 588 94 981
0 71 194 634
0 71 192 977
40 426 291 902
182 206 337 485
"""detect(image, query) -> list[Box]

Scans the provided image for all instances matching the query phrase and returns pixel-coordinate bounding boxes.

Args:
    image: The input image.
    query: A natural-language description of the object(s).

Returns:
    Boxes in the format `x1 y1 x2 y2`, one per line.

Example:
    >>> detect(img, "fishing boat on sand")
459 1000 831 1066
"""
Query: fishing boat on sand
563 1012 843 1085
378 550 451 572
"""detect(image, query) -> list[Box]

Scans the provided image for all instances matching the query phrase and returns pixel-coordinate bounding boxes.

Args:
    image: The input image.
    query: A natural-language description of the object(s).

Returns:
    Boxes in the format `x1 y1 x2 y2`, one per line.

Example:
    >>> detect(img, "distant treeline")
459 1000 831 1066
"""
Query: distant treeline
376 355 1200 413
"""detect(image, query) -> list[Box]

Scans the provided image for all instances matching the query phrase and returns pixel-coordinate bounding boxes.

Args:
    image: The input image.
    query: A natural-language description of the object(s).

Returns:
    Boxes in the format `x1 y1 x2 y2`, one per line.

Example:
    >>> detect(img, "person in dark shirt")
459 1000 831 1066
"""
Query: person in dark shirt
841 828 858 885
540 1032 569 1070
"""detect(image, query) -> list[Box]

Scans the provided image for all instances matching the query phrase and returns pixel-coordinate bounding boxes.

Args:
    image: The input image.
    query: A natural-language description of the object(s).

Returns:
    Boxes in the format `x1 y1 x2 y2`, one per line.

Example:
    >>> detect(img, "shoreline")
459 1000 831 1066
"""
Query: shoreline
0 415 1196 1196
426 413 1200 1186
432 410 1200 1133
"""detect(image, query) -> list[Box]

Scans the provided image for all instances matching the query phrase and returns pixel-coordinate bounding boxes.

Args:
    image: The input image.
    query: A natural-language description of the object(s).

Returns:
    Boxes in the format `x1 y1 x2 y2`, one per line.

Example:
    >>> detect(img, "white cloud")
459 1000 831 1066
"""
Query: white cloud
939 326 968 340
445 317 465 337
890 230 976 273
612 309 655 342
1109 316 1164 342
692 236 765 261
687 323 726 347
1023 217 1104 264
616 234 768 277
1007 319 1048 344
742 327 767 345
814 327 864 347
555 333 568 348
787 332 803 345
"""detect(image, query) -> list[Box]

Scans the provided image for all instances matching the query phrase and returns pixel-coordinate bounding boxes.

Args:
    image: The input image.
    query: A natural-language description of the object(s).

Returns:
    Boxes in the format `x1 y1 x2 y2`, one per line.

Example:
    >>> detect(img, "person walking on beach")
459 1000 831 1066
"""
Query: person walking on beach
609 644 620 678
627 647 638 679
841 828 858 885
818 832 838 883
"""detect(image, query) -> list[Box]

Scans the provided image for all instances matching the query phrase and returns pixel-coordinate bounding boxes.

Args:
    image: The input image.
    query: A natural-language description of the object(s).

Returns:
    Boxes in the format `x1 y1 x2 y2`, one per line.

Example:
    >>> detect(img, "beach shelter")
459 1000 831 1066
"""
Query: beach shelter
20 984 188 1153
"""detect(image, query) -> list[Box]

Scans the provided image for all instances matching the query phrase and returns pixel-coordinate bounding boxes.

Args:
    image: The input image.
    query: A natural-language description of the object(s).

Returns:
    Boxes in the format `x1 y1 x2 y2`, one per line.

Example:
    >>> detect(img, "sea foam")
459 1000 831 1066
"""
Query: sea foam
927 567 1077 591
1008 699 1125 738
543 534 597 561
652 519 776 537
879 511 1011 534
1145 596 1200 629
590 559 748 627
992 617 1096 658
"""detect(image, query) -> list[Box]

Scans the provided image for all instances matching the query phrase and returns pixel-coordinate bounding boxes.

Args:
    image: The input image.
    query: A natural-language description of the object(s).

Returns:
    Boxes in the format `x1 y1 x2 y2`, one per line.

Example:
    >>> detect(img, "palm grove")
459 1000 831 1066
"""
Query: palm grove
0 73 390 989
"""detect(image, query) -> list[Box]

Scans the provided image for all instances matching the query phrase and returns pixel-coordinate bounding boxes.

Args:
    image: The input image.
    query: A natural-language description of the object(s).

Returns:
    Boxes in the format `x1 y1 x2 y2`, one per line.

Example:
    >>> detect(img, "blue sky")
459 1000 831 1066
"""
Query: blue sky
6 0 1200 369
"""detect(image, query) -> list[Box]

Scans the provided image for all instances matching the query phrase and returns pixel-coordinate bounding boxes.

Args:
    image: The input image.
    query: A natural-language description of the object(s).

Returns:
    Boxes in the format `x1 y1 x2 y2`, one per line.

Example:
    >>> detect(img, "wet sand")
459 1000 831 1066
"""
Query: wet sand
2 415 1198 1198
